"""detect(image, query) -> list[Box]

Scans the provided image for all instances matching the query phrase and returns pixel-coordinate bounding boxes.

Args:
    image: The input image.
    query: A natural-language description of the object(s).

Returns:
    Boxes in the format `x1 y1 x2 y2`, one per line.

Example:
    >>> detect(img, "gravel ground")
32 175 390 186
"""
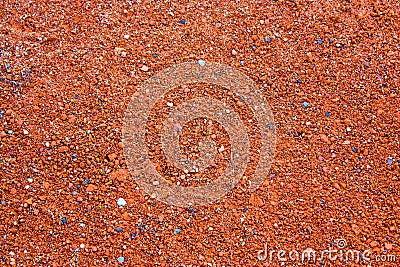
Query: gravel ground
0 0 399 266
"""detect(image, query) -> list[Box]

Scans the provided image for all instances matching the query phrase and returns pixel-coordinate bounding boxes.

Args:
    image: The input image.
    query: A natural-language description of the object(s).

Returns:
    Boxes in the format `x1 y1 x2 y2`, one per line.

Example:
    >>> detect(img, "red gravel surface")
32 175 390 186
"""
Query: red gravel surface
1 0 399 266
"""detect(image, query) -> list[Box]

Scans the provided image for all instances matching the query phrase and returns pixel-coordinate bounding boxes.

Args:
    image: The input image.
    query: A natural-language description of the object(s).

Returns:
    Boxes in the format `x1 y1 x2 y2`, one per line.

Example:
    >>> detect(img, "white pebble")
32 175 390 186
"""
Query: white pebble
167 102 174 107
198 59 206 66
117 198 127 206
